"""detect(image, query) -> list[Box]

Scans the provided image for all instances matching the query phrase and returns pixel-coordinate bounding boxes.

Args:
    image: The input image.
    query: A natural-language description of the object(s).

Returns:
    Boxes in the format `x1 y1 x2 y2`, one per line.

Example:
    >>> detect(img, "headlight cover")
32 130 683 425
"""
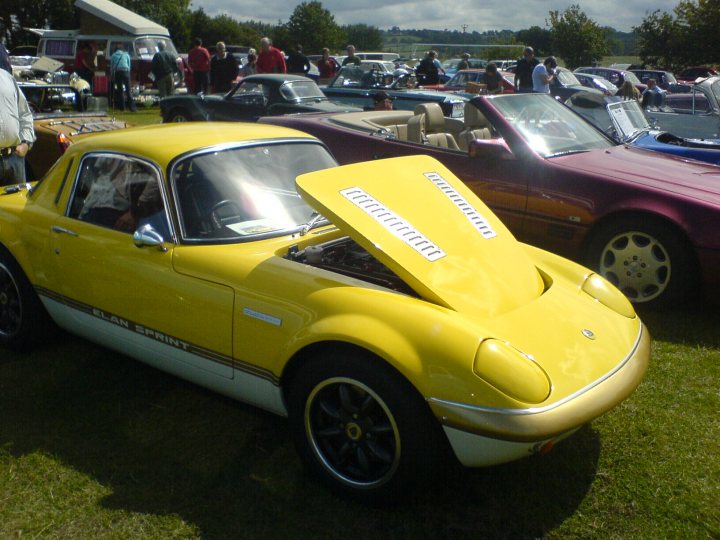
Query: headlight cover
473 339 551 404
581 273 636 318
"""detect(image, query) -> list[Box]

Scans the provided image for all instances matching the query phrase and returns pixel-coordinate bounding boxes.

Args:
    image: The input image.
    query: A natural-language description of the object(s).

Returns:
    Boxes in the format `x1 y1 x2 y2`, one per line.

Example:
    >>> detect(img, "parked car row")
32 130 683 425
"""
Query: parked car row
261 93 720 307
22 69 720 310
565 92 720 165
1 120 650 503
9 58 720 503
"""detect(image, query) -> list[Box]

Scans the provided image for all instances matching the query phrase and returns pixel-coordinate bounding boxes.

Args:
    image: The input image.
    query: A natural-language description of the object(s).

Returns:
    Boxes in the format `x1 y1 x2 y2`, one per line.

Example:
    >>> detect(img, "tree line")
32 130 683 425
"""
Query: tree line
1 0 716 71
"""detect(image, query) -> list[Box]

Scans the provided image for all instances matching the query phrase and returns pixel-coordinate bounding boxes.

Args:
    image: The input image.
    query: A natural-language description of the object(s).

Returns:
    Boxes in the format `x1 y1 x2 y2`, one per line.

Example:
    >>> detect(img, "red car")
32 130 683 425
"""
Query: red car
422 69 516 94
261 93 720 306
677 66 719 85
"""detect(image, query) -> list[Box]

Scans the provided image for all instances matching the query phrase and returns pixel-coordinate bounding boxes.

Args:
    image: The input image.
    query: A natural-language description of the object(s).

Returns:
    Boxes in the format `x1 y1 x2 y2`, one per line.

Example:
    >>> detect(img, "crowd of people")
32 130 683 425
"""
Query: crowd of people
73 37 640 107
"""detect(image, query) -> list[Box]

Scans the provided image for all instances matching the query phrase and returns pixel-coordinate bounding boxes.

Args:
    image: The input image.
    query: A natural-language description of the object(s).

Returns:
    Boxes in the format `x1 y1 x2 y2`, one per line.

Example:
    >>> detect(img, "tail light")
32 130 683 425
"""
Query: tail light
57 133 71 154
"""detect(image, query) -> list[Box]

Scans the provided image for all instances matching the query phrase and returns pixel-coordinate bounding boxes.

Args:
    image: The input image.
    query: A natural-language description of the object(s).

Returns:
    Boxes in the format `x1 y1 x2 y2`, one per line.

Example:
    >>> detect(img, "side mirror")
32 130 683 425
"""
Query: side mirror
133 224 168 252
468 138 515 160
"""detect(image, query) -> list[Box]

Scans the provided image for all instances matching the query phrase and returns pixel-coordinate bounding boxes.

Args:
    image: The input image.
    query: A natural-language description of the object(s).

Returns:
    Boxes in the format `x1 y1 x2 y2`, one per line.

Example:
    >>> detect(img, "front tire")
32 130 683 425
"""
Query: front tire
288 348 445 504
0 251 48 350
585 216 698 307
166 109 191 122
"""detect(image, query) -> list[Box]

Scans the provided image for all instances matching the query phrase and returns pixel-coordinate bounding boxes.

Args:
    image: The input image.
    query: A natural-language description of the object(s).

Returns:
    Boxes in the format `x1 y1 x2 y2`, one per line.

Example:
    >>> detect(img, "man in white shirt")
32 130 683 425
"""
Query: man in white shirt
0 69 35 185
532 56 558 94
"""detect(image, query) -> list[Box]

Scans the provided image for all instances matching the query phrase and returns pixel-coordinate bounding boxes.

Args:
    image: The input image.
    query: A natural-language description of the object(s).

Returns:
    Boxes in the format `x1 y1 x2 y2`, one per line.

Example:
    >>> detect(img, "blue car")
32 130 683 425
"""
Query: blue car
321 65 468 118
566 92 720 165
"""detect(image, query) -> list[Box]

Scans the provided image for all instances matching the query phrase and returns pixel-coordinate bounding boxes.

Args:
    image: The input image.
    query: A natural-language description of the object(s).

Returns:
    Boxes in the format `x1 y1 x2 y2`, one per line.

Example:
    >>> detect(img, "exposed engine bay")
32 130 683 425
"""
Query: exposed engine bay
287 236 417 296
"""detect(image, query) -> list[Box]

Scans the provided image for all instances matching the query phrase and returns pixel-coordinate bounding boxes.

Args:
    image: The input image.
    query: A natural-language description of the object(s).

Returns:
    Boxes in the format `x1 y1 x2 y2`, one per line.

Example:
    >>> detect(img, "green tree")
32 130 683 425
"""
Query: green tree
674 0 720 67
343 24 382 52
515 26 553 57
2 0 75 48
201 14 260 51
285 1 344 54
634 1 720 70
634 10 678 69
547 5 609 69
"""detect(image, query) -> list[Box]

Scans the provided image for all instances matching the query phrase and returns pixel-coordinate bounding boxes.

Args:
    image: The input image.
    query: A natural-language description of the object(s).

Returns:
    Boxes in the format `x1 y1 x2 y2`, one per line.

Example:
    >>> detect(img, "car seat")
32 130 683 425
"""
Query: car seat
459 103 493 150
407 102 460 149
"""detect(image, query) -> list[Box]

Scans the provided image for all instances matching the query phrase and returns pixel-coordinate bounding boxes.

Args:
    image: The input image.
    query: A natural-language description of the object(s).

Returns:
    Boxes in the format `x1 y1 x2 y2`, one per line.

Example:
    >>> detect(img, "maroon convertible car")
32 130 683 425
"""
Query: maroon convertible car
261 93 720 306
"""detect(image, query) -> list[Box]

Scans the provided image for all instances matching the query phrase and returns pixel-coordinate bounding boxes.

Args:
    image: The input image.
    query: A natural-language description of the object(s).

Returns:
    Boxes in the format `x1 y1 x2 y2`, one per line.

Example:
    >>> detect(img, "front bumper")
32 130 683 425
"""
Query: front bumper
428 323 650 464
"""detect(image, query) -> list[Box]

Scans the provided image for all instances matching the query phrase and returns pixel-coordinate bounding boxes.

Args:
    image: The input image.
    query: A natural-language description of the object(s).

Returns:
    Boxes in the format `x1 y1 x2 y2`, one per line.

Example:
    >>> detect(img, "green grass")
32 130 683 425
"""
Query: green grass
1 304 718 539
110 106 163 126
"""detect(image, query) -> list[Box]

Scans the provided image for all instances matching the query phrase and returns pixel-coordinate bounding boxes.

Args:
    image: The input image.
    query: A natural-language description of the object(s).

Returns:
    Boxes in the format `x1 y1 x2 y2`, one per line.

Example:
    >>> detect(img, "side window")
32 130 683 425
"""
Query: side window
45 39 75 57
68 155 170 237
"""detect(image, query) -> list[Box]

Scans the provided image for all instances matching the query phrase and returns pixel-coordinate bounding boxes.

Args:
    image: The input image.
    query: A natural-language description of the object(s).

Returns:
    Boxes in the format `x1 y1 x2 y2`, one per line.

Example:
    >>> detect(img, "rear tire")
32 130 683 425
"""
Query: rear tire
166 109 191 122
288 348 446 504
0 250 49 350
585 216 697 307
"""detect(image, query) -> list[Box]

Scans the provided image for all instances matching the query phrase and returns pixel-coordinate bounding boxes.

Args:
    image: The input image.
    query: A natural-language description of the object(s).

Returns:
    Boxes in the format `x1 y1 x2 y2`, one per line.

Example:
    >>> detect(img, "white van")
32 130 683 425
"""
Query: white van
355 52 400 62
31 0 183 95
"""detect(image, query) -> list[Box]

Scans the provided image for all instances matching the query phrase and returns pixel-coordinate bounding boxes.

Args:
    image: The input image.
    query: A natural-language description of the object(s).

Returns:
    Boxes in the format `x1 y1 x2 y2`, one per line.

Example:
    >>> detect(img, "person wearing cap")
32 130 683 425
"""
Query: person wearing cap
373 91 394 111
514 46 539 93
532 56 557 94
457 53 471 71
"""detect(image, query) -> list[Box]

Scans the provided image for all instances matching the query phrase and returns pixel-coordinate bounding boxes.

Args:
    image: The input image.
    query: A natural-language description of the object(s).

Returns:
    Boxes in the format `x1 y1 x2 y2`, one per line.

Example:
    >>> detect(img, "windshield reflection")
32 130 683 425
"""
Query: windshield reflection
490 94 614 156
280 80 326 100
171 141 337 242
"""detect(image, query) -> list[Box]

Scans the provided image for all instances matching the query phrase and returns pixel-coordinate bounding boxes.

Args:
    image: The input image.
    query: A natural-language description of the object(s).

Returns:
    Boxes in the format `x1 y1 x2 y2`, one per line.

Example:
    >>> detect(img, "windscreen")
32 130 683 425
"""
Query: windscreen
171 141 337 242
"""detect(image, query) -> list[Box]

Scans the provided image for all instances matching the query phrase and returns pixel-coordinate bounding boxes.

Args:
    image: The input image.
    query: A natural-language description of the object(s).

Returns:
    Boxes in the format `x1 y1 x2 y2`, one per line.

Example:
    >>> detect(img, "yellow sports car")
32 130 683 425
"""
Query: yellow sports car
0 123 649 502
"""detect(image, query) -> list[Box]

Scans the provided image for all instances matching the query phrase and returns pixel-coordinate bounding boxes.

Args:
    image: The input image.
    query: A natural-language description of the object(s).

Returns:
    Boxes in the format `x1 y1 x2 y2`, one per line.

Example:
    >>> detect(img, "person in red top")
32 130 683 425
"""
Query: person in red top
317 47 338 83
187 37 211 94
256 37 286 74
74 41 96 88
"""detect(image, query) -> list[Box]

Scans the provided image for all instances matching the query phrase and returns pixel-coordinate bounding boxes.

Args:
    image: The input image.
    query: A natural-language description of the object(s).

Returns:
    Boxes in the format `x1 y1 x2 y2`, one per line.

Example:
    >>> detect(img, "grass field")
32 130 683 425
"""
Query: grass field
1 303 718 539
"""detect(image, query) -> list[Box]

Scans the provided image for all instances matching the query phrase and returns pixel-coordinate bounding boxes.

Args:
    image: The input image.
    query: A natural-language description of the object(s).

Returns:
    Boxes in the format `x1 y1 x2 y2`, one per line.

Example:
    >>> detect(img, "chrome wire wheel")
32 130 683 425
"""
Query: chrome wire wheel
168 110 189 122
0 262 22 339
598 230 671 303
304 376 401 489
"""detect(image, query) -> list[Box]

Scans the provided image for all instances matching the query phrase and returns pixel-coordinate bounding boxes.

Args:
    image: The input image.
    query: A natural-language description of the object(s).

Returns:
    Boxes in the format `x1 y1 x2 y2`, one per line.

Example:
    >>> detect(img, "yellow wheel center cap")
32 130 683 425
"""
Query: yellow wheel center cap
345 422 362 441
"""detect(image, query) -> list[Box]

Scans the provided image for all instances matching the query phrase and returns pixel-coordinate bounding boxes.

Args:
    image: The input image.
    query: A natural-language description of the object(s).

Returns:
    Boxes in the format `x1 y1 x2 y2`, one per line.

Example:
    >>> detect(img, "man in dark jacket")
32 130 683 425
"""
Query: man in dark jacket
286 44 310 76
210 42 240 93
151 42 181 97
415 50 442 85
514 47 539 93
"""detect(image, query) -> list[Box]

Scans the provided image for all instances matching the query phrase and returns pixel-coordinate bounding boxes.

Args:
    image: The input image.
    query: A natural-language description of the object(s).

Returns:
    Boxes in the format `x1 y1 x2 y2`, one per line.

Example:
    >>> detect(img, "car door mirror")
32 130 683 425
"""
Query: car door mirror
468 138 515 160
133 224 168 252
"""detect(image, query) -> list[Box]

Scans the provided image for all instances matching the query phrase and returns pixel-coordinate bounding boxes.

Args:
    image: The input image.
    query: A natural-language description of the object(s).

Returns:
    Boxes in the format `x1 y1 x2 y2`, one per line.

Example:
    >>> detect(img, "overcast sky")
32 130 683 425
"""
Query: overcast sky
191 0 681 33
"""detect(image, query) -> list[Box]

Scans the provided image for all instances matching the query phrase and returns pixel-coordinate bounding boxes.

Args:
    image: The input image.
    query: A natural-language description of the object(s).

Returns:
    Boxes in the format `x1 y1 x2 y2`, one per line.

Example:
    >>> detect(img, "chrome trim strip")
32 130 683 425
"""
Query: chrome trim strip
243 307 282 327
428 324 644 416
340 186 446 261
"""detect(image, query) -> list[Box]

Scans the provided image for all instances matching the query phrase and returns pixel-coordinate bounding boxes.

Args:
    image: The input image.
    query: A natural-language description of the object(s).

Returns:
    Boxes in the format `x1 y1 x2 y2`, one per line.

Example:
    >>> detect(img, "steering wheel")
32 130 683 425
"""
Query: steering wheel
208 199 244 229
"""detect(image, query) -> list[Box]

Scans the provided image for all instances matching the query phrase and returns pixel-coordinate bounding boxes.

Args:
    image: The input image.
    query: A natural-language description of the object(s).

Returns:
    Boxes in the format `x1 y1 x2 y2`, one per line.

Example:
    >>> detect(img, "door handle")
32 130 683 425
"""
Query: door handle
51 225 79 237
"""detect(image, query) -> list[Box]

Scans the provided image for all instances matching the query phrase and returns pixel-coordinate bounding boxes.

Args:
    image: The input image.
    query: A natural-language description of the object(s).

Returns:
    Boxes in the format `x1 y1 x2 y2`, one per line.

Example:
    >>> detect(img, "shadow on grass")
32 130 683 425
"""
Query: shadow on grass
636 302 720 349
1 336 600 539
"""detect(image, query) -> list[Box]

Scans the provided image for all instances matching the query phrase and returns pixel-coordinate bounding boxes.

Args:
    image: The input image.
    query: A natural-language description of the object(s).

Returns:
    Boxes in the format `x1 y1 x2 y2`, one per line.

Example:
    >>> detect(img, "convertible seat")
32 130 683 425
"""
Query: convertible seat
407 103 460 149
459 102 493 150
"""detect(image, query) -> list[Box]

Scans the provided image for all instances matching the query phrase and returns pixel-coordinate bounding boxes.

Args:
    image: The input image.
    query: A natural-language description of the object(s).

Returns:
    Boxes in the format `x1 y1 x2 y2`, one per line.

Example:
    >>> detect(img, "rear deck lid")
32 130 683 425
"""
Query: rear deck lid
296 155 544 318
